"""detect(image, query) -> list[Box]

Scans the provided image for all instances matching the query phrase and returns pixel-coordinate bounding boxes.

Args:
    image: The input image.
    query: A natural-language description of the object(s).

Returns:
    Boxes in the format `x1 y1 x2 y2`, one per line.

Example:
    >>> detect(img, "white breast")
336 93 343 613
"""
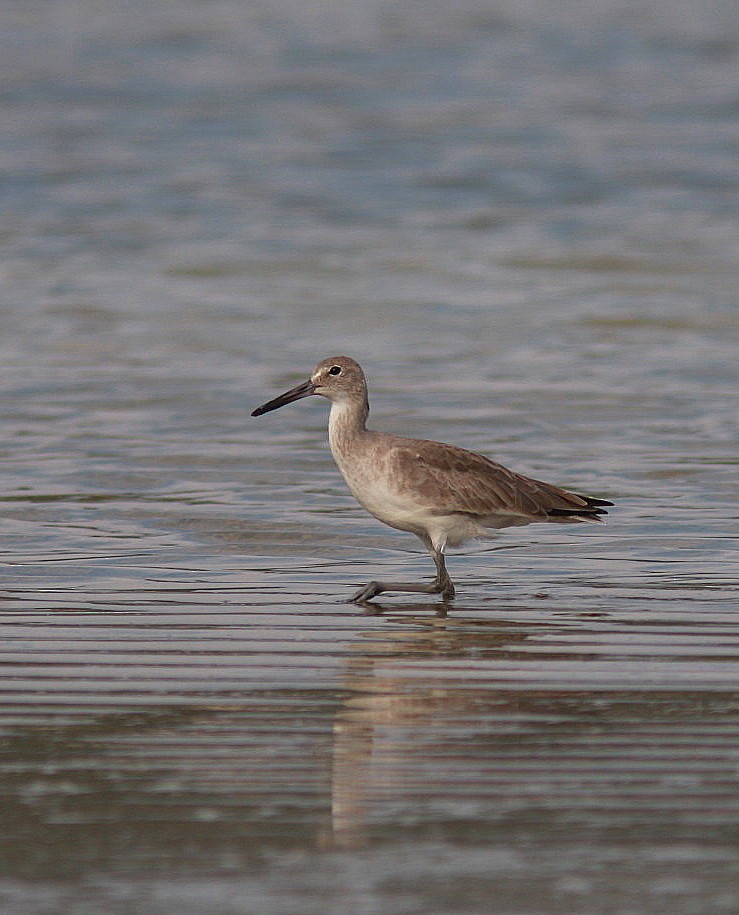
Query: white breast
328 417 483 550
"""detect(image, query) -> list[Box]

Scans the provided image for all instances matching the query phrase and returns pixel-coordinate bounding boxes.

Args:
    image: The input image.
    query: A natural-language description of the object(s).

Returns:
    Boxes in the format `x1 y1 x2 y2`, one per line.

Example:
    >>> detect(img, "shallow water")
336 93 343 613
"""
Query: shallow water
1 1 739 912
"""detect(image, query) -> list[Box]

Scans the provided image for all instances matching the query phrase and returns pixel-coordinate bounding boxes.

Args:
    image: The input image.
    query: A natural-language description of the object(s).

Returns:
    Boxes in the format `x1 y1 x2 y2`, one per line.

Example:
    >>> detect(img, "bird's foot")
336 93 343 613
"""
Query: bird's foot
349 579 456 604
350 581 383 603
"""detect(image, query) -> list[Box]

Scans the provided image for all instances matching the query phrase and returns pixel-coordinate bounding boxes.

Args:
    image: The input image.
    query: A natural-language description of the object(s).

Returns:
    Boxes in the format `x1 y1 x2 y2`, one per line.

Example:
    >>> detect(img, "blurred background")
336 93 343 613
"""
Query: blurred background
0 2 738 913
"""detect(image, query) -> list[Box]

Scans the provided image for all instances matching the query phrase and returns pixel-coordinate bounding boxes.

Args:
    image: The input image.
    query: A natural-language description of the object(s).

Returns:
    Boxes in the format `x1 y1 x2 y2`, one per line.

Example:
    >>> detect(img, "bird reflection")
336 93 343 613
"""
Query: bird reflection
354 598 451 617
326 611 535 848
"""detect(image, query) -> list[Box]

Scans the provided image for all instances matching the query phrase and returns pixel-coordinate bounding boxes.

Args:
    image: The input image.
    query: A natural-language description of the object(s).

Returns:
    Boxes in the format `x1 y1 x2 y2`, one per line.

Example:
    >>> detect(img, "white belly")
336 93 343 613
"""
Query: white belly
335 453 482 550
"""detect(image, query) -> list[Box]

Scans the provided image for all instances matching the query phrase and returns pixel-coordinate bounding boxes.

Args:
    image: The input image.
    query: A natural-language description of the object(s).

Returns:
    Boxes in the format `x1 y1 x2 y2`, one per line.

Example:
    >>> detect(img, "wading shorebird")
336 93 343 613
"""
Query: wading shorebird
252 356 612 603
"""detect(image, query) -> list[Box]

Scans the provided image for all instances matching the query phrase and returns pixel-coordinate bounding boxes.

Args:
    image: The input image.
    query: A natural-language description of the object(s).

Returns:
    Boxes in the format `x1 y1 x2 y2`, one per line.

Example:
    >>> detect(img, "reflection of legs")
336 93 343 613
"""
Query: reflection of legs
350 548 455 603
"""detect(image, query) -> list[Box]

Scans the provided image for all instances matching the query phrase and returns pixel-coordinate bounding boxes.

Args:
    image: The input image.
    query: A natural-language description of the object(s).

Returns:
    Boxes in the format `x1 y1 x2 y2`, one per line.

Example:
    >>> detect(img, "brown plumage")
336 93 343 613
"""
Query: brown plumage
252 356 613 603
388 442 609 525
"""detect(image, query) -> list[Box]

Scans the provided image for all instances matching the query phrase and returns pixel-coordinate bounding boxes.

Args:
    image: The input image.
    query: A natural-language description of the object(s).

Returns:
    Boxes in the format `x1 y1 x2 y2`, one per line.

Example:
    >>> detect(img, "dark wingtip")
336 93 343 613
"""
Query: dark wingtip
547 494 613 520
548 507 609 519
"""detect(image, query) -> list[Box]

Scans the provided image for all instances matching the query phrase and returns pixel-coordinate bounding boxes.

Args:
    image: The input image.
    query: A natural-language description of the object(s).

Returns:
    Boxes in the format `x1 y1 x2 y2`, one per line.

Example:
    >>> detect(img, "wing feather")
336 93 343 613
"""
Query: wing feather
386 440 603 522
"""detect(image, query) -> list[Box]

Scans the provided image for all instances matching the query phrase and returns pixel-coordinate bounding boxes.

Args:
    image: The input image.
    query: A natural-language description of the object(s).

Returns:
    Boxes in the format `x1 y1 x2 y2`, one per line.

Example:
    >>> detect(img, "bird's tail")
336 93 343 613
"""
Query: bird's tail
547 495 613 522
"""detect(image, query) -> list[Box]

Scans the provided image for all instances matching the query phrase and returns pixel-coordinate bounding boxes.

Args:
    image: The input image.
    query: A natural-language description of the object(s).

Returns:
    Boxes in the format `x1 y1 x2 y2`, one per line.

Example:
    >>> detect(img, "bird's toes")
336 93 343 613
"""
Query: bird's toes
430 578 455 600
350 582 382 602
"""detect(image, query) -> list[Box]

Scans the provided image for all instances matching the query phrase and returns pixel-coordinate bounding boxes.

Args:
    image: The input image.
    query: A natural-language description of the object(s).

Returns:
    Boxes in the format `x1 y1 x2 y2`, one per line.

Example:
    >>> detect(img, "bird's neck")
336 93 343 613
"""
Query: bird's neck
328 396 369 457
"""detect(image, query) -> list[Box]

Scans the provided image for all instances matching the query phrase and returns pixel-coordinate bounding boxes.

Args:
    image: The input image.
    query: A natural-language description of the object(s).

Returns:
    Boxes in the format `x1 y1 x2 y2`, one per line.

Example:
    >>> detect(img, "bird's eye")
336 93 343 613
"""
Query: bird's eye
328 365 342 376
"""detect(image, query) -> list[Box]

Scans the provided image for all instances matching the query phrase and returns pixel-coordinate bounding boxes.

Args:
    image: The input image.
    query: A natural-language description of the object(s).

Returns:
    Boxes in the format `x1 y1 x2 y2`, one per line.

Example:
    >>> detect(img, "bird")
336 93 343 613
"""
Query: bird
252 356 612 603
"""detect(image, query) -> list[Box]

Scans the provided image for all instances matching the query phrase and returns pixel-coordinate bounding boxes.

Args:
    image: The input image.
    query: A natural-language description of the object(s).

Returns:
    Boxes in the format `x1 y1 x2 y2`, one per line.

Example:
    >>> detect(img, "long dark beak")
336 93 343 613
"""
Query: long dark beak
251 379 317 416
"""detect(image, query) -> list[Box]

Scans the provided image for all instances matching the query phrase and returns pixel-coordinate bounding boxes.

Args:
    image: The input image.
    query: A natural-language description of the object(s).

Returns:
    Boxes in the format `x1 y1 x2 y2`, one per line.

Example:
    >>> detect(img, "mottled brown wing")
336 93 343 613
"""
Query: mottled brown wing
387 440 593 520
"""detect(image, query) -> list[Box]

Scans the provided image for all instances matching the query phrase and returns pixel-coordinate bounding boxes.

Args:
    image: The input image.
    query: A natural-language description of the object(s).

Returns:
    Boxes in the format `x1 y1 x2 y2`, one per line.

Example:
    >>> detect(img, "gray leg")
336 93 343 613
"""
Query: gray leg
350 548 455 603
432 549 455 601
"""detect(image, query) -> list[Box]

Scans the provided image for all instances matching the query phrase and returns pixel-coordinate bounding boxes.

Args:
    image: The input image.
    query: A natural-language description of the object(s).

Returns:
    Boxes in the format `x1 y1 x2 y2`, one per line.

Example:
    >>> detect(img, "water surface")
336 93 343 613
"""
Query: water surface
1 1 738 912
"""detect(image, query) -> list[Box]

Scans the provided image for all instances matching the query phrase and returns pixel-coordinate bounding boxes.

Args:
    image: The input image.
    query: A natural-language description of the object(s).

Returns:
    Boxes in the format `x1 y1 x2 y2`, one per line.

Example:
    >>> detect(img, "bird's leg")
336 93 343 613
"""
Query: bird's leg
350 548 455 603
432 549 455 601
350 579 445 602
